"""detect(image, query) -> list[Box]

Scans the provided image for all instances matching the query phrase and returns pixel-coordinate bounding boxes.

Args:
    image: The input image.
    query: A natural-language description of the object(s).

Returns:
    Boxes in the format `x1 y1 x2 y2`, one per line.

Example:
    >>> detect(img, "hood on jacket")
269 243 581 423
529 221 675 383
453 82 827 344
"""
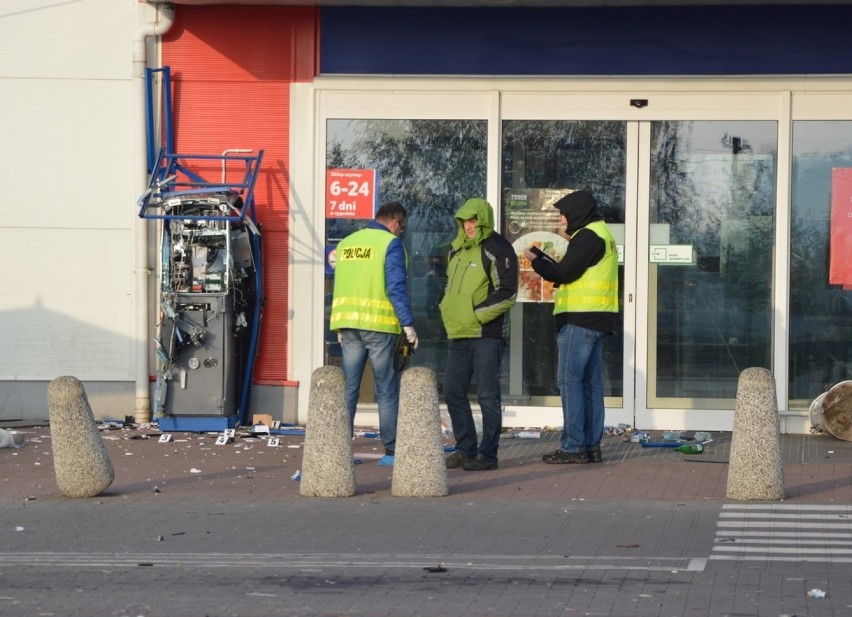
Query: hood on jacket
553 190 601 235
451 197 495 250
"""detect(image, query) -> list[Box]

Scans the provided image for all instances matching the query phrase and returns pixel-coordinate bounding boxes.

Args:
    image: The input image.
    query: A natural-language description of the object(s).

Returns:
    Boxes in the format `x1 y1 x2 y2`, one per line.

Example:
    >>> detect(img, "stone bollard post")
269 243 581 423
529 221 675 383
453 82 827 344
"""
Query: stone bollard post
299 366 355 497
726 367 784 501
392 367 448 497
47 376 115 498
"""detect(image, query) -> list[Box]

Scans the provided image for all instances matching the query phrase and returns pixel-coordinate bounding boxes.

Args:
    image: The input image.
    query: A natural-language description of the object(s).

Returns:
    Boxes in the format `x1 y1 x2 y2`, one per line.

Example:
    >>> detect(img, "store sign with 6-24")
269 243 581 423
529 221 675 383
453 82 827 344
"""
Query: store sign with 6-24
325 169 378 219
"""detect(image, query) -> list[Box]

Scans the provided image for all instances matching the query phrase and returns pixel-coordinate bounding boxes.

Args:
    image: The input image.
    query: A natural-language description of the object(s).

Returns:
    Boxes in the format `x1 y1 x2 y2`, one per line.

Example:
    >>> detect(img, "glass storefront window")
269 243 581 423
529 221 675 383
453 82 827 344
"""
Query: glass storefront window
501 120 627 405
790 121 852 406
324 118 487 402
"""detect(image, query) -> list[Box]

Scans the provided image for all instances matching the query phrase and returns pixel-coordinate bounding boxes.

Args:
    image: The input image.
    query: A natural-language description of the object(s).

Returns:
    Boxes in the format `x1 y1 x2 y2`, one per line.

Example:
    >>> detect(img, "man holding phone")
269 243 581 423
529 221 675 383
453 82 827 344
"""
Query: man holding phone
523 190 619 465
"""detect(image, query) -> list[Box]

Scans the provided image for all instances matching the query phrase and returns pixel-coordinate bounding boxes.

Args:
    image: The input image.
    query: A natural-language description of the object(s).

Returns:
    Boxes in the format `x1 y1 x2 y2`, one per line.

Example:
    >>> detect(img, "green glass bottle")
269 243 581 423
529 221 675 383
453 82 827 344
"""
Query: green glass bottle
674 443 704 454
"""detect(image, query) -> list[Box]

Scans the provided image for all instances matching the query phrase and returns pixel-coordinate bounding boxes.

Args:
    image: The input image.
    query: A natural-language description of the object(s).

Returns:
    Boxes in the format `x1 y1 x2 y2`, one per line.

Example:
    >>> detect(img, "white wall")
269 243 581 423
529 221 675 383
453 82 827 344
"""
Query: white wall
0 0 144 417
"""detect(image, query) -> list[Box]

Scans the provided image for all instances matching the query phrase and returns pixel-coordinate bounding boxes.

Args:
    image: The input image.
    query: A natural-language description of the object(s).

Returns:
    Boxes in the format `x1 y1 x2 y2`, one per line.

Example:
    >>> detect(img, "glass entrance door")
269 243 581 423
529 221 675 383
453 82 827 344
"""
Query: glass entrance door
500 119 629 420
635 119 778 430
500 92 781 431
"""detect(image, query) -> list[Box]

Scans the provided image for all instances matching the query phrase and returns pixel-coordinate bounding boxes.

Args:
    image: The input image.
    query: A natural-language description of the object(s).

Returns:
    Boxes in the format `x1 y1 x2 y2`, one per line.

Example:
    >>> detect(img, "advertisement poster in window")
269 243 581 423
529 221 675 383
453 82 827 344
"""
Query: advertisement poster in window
503 188 572 303
830 168 852 290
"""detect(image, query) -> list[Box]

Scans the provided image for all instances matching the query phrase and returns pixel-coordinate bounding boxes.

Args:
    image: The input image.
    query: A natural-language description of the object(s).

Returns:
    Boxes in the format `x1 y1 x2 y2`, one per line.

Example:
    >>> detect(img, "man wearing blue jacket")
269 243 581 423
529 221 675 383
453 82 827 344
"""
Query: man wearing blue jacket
440 198 518 471
330 201 419 467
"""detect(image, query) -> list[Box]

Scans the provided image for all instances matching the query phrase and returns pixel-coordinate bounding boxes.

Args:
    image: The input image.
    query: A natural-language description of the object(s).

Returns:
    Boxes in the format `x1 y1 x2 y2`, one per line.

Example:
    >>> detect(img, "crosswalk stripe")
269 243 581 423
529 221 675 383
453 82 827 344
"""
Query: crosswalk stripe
722 504 852 511
716 531 852 538
710 504 852 563
718 520 852 529
720 512 852 520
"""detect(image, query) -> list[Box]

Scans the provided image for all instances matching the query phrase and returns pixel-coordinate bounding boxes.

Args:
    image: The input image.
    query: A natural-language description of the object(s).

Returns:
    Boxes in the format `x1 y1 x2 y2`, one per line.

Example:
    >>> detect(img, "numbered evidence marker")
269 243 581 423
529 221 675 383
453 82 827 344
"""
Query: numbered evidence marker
158 434 172 443
267 438 280 447
216 429 236 446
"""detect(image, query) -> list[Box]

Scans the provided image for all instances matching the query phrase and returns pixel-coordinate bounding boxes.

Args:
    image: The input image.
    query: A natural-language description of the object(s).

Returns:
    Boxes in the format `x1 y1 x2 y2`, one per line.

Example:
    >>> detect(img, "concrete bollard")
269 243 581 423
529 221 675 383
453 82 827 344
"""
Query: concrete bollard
299 365 355 498
47 376 115 498
392 367 448 497
726 367 784 501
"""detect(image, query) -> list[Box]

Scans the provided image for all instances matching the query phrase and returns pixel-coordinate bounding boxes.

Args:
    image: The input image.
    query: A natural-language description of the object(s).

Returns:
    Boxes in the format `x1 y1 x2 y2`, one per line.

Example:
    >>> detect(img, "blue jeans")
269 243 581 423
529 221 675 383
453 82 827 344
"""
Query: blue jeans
340 329 400 454
443 337 505 461
556 323 606 454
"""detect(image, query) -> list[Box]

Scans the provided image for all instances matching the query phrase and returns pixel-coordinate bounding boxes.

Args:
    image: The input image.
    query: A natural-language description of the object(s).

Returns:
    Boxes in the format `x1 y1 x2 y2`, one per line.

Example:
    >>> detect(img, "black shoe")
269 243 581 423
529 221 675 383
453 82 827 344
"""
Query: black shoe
542 449 588 465
463 456 498 471
587 446 602 463
445 451 475 469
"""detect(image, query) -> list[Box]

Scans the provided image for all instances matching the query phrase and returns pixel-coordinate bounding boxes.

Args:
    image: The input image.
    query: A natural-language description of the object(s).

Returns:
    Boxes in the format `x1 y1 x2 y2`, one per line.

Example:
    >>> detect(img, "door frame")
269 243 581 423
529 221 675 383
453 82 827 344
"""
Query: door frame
501 89 788 432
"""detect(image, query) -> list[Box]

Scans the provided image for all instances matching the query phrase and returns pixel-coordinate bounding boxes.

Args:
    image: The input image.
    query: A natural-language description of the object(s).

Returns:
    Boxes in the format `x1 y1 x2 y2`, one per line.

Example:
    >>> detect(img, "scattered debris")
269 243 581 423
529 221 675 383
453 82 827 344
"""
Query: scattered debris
604 423 631 436
0 429 24 449
810 381 852 441
353 452 384 460
251 423 270 435
271 427 306 436
514 430 541 439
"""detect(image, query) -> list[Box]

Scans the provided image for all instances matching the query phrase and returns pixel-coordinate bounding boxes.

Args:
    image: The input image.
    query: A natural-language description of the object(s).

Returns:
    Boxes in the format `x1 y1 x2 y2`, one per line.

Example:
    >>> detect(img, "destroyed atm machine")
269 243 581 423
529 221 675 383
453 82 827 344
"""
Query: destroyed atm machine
138 149 264 432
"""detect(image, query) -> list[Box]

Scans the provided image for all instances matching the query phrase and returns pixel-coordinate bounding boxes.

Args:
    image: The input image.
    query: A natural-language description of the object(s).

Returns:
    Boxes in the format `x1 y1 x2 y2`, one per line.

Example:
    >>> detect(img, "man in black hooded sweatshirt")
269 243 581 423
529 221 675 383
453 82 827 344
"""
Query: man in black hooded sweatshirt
523 190 619 464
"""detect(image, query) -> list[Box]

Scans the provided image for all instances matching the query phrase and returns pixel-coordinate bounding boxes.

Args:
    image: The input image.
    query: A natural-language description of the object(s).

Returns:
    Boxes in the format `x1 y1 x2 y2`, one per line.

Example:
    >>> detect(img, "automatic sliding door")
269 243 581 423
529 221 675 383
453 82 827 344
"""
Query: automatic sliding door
638 120 777 429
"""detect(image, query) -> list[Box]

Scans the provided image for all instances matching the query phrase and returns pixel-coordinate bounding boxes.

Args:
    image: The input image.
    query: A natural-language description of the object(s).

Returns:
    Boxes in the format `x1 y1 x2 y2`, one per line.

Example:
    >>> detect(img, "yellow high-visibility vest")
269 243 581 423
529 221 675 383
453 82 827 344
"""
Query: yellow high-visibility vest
554 220 619 314
330 228 402 334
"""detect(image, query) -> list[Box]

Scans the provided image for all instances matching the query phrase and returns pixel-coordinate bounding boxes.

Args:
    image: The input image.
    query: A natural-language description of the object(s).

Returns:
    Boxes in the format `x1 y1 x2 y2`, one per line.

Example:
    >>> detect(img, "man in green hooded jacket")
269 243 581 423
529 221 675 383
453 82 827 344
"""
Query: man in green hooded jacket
439 198 518 471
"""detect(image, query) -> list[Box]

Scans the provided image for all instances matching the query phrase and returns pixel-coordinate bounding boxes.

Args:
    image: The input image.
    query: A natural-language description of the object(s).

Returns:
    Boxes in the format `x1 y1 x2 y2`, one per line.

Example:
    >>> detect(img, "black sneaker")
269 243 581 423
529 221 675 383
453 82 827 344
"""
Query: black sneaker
542 449 588 465
463 456 498 471
445 451 474 469
587 446 602 463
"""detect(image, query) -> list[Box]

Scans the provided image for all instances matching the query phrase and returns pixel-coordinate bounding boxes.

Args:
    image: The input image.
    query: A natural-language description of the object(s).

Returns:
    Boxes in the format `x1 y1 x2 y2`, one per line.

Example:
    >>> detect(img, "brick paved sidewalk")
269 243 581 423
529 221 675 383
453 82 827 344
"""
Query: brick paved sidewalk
3 423 852 503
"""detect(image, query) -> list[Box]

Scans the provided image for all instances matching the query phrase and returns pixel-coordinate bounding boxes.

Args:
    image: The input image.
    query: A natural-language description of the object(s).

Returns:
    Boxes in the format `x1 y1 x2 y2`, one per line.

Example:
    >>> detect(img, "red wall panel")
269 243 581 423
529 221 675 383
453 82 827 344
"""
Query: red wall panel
163 6 319 382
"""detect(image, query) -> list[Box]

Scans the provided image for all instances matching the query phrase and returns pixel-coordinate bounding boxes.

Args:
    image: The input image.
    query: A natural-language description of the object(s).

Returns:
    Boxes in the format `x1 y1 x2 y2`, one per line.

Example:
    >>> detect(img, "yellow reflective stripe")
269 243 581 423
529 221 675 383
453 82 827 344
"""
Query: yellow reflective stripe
331 296 395 312
560 280 617 292
555 292 616 304
330 311 401 327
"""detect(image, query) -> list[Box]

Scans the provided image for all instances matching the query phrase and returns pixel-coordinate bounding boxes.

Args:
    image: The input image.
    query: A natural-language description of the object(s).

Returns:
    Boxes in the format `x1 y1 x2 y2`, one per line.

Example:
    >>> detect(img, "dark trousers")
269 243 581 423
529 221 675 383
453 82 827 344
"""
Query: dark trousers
443 337 505 460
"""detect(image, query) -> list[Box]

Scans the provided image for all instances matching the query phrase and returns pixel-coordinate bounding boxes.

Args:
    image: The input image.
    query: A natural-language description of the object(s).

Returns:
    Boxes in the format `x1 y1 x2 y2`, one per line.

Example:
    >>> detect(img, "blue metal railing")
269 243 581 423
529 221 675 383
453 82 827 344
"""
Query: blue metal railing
138 149 265 224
